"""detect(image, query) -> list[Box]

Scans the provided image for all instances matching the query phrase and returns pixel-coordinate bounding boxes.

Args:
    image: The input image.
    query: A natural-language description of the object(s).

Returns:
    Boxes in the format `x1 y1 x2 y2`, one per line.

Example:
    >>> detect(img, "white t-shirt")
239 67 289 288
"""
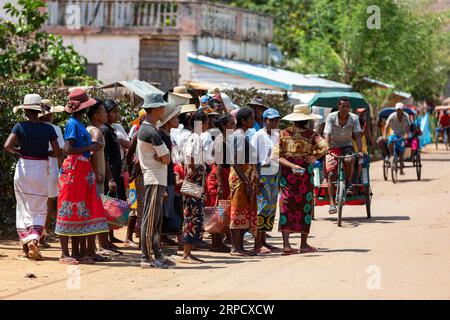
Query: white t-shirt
47 123 64 174
183 133 204 166
250 128 279 176
171 124 192 165
112 123 130 160
137 121 170 186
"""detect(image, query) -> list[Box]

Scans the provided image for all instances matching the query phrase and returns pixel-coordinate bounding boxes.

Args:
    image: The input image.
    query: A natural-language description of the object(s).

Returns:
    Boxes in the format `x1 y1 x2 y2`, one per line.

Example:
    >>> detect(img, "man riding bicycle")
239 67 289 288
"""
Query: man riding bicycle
324 97 364 215
383 103 411 176
437 109 450 142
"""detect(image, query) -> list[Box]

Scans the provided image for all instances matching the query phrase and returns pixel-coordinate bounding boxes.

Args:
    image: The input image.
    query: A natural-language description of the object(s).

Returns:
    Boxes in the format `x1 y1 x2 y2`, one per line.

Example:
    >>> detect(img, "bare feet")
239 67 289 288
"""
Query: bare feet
180 255 204 264
27 241 44 261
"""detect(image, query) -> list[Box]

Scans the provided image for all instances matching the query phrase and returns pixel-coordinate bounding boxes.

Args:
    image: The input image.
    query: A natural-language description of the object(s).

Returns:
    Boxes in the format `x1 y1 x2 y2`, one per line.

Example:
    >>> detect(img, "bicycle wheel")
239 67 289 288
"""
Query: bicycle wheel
383 159 389 181
336 180 345 227
391 157 398 184
435 132 439 150
416 151 422 181
365 186 372 219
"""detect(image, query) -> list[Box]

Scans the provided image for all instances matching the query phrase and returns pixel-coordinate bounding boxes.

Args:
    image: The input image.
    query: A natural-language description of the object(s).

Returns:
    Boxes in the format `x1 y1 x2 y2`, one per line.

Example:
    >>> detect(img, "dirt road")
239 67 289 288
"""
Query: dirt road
1 146 449 300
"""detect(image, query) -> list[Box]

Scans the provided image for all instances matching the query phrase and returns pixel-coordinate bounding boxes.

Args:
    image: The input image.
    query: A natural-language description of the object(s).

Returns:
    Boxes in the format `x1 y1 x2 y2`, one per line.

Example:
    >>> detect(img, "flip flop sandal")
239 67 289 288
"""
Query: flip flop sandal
179 258 203 264
256 247 272 255
281 249 300 256
300 247 319 254
59 257 79 265
329 205 338 215
92 255 111 262
244 250 258 256
230 251 247 257
27 242 43 261
77 257 96 264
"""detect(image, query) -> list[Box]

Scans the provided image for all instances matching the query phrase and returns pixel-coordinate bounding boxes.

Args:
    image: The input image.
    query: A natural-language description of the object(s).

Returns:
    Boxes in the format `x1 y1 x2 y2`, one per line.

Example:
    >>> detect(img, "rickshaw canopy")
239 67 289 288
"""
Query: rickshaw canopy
378 107 417 119
435 106 450 111
308 91 370 109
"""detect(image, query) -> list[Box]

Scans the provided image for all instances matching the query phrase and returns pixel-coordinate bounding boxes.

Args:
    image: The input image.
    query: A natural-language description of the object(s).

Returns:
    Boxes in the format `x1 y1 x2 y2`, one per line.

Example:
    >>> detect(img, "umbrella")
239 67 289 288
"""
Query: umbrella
308 91 369 109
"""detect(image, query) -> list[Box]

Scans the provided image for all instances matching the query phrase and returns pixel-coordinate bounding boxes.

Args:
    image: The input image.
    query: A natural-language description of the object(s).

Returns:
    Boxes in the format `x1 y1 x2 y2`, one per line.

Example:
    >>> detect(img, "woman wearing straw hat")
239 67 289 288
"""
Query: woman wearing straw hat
4 94 61 260
37 99 65 248
272 104 329 255
55 88 109 265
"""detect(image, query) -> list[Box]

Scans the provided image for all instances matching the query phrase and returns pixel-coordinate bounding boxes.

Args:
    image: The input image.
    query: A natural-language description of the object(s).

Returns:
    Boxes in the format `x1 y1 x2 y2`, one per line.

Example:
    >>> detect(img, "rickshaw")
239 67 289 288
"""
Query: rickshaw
308 92 373 227
378 107 422 183
434 106 450 151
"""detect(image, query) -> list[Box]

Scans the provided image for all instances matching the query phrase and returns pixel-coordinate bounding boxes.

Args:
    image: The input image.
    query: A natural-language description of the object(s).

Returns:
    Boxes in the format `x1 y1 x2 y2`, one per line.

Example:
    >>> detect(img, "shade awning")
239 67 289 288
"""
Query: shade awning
187 53 352 92
100 80 163 98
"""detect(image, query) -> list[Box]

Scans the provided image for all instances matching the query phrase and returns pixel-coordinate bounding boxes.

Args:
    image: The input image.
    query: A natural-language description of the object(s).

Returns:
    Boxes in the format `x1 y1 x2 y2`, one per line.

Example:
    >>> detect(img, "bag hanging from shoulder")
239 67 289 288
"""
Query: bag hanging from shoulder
180 180 204 198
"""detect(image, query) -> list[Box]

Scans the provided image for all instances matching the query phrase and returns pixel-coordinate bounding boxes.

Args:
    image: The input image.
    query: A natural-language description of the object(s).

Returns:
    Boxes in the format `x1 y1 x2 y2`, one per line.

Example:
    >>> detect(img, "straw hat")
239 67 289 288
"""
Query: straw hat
282 104 323 121
180 104 197 115
39 99 65 117
13 94 43 113
170 86 192 99
157 104 182 128
65 88 97 113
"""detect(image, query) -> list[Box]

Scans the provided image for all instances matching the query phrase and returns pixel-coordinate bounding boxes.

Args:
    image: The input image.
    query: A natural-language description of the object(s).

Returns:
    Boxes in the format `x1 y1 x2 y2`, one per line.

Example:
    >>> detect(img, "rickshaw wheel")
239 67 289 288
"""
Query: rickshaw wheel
415 151 422 181
391 157 398 184
337 181 345 227
383 159 389 181
365 186 372 219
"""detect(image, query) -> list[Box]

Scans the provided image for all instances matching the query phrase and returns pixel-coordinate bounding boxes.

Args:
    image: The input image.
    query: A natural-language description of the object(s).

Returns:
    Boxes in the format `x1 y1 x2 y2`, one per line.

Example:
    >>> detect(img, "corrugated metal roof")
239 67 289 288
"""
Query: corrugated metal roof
100 80 163 98
187 53 352 92
362 77 412 99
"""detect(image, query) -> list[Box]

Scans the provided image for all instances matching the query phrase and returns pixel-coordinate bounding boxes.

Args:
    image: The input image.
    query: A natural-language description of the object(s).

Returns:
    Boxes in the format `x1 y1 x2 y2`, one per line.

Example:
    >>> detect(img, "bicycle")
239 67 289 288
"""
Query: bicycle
435 127 449 151
329 152 369 227
387 137 405 184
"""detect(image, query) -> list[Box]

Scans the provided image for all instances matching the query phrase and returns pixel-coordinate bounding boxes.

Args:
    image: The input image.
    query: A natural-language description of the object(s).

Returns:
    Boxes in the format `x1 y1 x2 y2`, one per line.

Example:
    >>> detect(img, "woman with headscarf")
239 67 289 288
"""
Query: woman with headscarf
272 105 329 255
4 94 60 260
55 89 109 265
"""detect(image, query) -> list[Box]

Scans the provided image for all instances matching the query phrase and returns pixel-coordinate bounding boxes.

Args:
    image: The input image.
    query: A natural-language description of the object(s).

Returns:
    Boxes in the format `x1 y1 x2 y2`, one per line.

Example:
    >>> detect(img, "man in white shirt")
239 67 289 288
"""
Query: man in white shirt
250 108 281 254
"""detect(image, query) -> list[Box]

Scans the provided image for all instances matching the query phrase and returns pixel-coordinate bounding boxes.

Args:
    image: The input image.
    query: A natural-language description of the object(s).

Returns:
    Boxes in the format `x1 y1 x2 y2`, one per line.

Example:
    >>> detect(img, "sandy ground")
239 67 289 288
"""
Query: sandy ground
1 145 449 300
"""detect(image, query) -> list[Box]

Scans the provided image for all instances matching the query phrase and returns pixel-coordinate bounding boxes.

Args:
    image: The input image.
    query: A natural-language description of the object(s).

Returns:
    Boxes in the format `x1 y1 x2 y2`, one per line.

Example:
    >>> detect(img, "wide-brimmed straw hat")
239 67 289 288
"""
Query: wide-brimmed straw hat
170 86 192 99
282 104 323 122
39 99 65 117
180 104 197 115
13 94 43 113
157 104 182 128
65 88 97 113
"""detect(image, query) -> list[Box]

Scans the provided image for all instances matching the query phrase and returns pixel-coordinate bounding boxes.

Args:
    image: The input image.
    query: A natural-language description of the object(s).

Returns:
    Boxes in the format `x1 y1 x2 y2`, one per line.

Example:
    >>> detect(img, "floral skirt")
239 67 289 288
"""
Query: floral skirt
182 167 205 244
257 173 279 232
55 155 109 236
229 164 257 234
278 157 314 234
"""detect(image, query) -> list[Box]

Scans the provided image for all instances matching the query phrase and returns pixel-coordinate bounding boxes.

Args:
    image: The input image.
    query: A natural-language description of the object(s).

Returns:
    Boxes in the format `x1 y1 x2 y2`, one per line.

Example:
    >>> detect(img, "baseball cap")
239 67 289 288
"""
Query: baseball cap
395 102 404 110
200 95 211 104
263 108 280 120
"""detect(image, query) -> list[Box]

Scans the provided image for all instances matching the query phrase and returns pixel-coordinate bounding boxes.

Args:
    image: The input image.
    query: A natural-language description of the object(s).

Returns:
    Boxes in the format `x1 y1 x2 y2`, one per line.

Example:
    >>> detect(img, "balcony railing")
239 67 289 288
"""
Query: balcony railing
45 0 273 42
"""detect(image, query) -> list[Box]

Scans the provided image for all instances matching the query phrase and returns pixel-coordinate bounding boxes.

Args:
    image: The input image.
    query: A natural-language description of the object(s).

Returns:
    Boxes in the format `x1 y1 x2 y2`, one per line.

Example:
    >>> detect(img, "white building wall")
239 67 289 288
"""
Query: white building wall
62 34 140 84
179 36 195 86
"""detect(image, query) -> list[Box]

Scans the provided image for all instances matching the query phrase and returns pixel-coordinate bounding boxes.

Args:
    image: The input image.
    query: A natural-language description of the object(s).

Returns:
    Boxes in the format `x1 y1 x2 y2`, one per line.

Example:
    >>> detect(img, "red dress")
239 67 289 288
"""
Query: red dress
55 155 109 236
205 164 231 206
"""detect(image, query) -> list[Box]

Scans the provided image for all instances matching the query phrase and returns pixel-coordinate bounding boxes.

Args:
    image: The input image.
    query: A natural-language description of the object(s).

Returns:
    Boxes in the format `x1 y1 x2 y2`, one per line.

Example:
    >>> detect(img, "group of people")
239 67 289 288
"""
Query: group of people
5 86 374 269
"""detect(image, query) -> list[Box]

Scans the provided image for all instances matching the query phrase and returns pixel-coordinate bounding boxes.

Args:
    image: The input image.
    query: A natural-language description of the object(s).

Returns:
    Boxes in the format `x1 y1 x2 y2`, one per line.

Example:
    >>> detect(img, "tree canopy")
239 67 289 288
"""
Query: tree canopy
217 0 450 102
0 0 96 86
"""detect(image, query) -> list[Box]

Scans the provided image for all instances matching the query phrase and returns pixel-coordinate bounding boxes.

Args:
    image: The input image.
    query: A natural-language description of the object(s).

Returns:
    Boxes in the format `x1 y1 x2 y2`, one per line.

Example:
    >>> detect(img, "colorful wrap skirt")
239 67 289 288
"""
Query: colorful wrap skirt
14 158 49 244
55 155 109 236
229 164 257 234
205 165 231 206
182 166 205 244
279 157 314 234
256 173 279 232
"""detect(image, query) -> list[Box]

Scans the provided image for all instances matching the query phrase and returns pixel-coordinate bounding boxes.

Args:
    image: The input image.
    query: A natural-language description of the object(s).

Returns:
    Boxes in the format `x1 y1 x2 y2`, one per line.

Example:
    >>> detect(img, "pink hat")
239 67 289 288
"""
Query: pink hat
65 88 97 113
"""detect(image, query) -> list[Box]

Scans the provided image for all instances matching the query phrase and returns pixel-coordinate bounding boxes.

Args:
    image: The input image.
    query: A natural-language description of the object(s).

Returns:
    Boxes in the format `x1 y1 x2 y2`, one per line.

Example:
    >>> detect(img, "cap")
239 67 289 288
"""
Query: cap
263 108 281 120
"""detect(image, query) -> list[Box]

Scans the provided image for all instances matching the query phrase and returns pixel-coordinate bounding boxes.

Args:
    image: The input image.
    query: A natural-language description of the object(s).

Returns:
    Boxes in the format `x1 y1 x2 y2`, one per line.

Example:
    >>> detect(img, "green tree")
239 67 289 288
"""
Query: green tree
0 0 97 86
217 0 450 102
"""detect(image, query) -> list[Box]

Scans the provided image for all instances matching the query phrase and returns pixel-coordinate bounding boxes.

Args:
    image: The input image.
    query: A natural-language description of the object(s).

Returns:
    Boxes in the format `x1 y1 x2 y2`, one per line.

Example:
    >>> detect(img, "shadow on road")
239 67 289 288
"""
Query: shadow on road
317 248 370 253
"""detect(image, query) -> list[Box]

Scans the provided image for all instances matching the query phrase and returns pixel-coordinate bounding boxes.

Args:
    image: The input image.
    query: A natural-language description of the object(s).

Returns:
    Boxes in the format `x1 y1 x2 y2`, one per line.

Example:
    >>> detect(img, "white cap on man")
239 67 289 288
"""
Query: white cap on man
395 102 404 110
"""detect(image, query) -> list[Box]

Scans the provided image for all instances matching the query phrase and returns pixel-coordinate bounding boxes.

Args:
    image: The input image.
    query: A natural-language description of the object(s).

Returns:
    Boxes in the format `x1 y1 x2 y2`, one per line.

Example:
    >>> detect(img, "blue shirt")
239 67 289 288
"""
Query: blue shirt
64 117 92 158
245 122 262 141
